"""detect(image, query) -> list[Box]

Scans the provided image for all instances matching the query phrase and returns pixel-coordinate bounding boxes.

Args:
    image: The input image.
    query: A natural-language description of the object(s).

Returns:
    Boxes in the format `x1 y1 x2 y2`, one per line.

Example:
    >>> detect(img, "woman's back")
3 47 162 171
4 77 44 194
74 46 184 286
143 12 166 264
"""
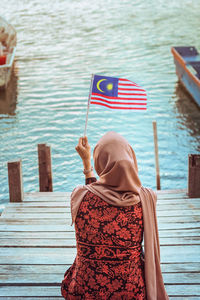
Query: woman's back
61 190 146 299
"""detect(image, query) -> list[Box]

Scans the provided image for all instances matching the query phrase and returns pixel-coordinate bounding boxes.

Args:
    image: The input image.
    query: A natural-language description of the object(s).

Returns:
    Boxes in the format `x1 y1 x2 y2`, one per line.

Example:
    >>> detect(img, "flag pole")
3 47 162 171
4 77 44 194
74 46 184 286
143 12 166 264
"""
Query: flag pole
84 74 94 137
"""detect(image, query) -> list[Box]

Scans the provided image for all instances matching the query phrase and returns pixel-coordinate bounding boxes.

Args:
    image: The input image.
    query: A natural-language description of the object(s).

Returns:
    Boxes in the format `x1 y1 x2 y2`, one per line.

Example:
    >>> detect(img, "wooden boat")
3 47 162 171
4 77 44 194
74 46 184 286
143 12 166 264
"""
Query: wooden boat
0 17 17 89
171 46 200 107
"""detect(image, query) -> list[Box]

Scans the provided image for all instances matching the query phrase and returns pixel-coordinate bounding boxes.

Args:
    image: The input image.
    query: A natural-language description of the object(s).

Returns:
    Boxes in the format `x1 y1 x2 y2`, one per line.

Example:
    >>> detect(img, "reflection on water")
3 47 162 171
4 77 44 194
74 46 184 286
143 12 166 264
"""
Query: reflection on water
0 65 18 116
173 82 200 151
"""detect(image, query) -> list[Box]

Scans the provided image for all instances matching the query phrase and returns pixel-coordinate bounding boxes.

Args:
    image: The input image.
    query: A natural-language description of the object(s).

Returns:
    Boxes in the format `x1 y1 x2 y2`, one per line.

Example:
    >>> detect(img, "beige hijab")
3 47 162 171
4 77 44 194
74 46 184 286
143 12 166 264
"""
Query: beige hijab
71 131 168 300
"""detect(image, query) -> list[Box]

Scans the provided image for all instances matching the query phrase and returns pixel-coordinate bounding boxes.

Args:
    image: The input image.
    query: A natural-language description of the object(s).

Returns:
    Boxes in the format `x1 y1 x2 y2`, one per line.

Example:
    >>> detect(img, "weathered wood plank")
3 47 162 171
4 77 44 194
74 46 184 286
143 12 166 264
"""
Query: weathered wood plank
1 298 194 300
0 284 199 297
0 228 198 239
2 209 200 219
0 272 199 284
165 284 200 296
0 286 61 297
3 202 200 213
0 214 199 224
24 197 69 202
25 192 71 197
0 236 199 247
1 213 71 219
5 197 200 208
0 232 76 238
0 298 63 300
6 202 70 207
0 222 199 231
2 207 71 213
0 246 199 264
0 263 199 275
0 224 74 231
23 193 195 202
0 238 76 247
156 189 186 194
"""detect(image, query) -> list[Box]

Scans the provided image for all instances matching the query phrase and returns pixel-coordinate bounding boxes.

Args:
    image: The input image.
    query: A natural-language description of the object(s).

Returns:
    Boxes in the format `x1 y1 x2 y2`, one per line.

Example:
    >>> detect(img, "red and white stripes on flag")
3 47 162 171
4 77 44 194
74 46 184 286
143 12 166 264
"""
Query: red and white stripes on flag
90 75 147 110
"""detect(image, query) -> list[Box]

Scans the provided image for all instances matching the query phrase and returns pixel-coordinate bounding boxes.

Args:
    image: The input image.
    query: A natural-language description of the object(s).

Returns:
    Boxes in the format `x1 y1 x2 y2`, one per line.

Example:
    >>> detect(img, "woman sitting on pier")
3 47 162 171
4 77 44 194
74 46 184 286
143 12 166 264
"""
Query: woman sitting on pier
61 131 168 300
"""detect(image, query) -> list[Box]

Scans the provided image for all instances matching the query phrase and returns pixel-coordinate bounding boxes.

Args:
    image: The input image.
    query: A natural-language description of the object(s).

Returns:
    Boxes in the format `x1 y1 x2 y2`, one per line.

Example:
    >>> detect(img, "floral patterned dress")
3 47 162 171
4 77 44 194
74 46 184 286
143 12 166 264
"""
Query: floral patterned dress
61 178 146 300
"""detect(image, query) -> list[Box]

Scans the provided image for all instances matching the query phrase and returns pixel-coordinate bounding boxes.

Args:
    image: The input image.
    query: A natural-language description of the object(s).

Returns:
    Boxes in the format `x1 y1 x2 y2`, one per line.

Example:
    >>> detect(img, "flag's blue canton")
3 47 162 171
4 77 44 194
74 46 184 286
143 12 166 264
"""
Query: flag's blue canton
92 75 119 97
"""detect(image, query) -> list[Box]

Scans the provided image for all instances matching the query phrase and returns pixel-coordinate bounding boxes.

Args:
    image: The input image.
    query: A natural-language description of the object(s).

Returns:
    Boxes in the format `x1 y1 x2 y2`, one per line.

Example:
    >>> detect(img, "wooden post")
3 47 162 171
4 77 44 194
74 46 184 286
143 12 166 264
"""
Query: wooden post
153 121 161 190
188 154 200 198
38 144 53 192
7 160 24 202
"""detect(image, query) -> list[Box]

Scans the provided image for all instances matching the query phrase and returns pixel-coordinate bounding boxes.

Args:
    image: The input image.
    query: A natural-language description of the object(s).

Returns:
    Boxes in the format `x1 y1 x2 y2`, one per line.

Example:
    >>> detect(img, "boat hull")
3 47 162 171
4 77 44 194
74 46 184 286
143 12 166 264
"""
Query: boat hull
0 47 16 89
171 47 200 107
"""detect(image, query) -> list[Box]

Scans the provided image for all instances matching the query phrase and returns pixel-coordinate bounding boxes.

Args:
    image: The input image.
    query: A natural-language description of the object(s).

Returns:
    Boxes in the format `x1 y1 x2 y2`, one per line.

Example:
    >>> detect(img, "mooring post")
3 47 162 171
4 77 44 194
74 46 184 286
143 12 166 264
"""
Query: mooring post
188 154 200 198
153 121 161 190
38 144 53 192
7 160 24 202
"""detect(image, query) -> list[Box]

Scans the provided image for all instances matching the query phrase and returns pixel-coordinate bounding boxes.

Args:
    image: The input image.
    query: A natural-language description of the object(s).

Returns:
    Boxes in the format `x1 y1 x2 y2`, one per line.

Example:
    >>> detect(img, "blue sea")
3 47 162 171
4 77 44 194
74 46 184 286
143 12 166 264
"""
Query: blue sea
0 0 200 212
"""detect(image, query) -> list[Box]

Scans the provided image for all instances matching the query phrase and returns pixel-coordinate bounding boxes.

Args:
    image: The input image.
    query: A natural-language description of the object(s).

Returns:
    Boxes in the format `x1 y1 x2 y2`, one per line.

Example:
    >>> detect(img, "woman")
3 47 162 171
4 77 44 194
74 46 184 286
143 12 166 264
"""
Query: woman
61 131 168 300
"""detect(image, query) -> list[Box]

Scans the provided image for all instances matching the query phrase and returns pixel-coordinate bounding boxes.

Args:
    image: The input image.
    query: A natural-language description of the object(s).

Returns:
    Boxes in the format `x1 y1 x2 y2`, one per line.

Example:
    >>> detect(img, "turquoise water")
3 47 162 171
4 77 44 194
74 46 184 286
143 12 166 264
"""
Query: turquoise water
0 0 200 211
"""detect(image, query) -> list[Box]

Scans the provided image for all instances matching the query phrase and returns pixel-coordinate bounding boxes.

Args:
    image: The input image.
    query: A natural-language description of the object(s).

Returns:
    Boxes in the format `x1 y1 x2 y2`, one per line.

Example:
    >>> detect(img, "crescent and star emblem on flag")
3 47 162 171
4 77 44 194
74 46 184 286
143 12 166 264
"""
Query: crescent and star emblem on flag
92 75 119 97
96 79 113 93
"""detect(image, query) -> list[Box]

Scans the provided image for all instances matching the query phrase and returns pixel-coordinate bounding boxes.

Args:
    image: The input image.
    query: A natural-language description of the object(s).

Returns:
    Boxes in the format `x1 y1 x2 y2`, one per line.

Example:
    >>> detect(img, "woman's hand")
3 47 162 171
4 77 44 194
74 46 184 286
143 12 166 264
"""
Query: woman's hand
75 136 92 171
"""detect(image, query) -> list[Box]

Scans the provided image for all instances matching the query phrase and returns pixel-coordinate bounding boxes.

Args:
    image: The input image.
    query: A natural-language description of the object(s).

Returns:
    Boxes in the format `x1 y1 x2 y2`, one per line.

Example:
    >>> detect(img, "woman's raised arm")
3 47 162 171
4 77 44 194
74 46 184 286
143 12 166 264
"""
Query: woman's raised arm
75 136 95 179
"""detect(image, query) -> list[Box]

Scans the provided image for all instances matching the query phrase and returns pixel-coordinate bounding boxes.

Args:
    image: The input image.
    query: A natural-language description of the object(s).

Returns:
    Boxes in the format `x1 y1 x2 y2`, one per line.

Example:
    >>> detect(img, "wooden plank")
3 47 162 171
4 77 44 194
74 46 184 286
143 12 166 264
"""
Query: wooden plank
1 213 71 219
0 224 74 231
2 209 200 219
0 231 76 238
24 192 71 197
161 262 200 273
3 202 200 212
0 286 61 297
0 246 199 264
156 189 186 194
0 272 199 284
2 207 71 213
6 202 70 207
0 214 199 224
0 238 76 247
24 197 69 202
0 284 199 297
23 190 187 198
0 236 199 247
0 228 198 239
22 191 197 202
165 285 200 296
0 222 199 231
0 262 199 275
5 197 200 207
169 295 199 300
0 295 64 300
163 272 200 284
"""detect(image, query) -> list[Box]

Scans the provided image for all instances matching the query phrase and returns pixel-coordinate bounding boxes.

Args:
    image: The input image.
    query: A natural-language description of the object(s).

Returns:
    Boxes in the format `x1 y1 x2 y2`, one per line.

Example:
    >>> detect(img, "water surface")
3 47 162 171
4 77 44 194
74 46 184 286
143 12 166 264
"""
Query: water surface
0 0 200 211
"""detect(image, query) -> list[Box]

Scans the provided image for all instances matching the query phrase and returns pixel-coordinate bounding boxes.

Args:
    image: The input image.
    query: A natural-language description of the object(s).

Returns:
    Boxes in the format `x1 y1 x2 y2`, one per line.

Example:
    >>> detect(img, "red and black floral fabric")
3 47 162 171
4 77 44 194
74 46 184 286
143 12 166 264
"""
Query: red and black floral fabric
61 178 146 299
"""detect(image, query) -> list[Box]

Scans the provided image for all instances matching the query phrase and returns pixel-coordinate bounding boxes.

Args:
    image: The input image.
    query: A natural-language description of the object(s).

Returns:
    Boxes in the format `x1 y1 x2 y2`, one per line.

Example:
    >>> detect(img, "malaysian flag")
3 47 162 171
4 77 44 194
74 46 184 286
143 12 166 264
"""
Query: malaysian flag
90 74 147 110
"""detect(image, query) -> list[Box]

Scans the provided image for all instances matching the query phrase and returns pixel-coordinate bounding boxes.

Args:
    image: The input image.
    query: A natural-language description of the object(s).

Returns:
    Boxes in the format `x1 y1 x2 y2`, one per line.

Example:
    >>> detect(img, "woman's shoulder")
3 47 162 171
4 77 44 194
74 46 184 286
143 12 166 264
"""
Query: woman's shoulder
141 186 157 202
71 185 88 199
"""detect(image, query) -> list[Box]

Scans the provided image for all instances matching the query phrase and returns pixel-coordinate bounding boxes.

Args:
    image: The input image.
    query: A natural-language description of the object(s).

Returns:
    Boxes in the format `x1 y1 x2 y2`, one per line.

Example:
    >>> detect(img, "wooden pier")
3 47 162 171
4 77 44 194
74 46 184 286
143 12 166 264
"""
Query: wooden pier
0 146 199 299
